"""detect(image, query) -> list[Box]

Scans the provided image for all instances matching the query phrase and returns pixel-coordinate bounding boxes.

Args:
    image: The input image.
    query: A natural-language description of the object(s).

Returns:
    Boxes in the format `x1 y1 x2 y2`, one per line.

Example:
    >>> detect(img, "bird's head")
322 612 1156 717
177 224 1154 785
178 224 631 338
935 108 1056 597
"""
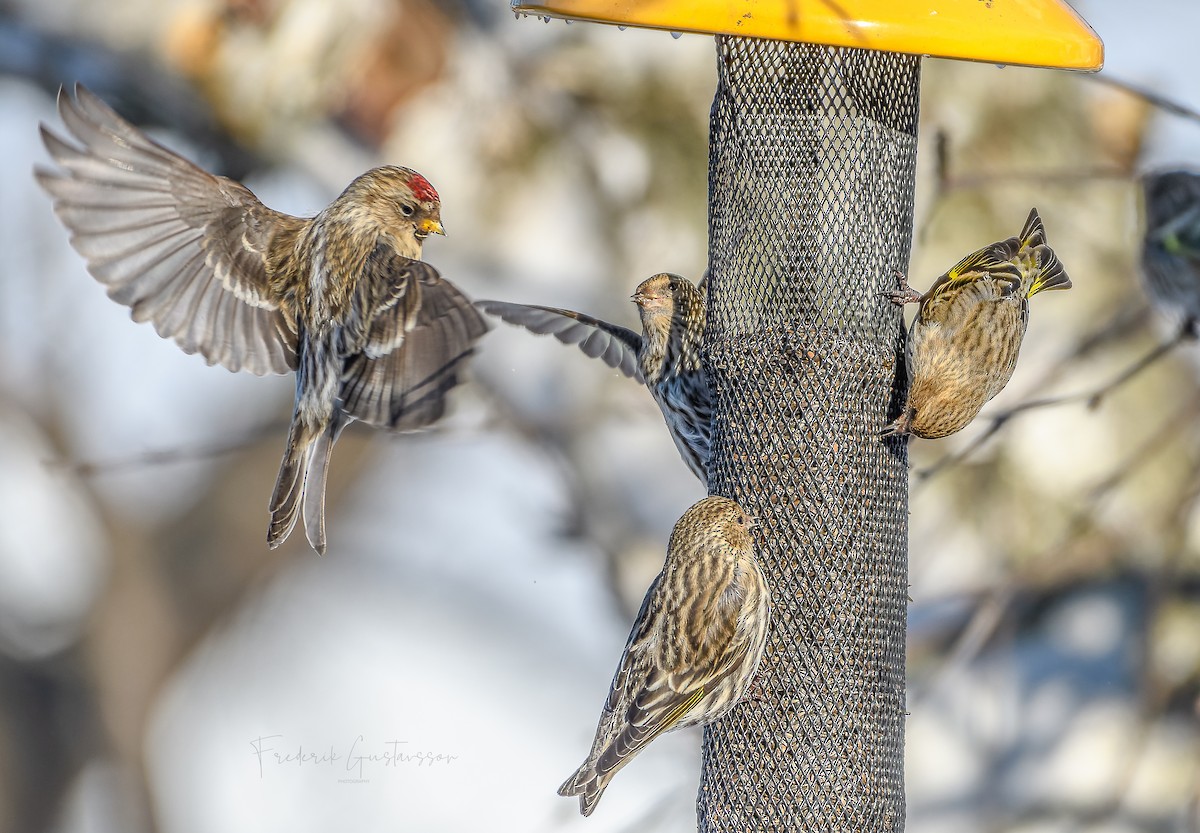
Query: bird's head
632 272 701 330
675 496 755 558
344 166 444 256
631 272 705 379
720 504 756 554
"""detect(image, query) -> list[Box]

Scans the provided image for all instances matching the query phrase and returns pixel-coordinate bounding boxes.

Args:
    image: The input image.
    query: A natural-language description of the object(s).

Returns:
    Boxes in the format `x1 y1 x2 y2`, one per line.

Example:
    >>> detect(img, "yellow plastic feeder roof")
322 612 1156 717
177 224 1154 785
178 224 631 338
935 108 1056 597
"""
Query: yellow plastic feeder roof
511 0 1103 71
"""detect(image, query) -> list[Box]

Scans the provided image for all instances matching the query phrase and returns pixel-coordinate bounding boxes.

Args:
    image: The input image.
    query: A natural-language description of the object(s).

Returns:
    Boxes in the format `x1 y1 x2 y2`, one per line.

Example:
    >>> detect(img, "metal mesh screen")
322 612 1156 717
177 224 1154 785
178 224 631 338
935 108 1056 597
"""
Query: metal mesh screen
698 38 918 832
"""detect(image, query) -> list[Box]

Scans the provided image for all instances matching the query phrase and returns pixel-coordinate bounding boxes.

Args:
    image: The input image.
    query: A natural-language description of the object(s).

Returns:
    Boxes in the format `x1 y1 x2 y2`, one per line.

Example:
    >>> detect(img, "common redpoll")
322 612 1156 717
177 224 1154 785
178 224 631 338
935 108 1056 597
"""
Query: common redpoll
559 495 770 816
1140 169 1200 335
477 272 710 483
882 207 1071 439
36 85 489 554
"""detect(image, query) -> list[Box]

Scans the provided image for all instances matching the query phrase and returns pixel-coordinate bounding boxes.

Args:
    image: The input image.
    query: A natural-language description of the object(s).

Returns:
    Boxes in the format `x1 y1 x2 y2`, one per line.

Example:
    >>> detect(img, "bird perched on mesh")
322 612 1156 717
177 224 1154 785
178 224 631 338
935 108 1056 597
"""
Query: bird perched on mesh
559 495 770 816
36 84 489 554
477 272 711 484
882 207 1071 439
1140 169 1200 336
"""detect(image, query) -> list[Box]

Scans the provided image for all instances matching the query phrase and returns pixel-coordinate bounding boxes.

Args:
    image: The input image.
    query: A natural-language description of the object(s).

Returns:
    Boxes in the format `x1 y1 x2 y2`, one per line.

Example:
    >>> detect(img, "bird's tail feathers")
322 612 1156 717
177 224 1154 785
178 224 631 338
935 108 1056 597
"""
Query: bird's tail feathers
301 417 347 556
1019 207 1047 249
558 762 611 818
268 419 313 550
1027 245 1072 297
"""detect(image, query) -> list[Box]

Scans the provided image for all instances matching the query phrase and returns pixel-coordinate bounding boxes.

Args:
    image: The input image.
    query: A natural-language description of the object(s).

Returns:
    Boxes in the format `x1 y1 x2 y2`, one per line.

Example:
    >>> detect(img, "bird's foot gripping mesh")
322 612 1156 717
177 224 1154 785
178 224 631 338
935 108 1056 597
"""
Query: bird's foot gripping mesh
699 38 918 832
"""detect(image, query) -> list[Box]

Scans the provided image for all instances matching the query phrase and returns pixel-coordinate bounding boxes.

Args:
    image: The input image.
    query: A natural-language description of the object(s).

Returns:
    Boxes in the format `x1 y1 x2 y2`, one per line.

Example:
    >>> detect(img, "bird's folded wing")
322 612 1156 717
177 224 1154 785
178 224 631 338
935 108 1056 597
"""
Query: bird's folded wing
591 569 743 780
35 84 299 375
475 299 644 383
339 256 489 431
592 677 703 781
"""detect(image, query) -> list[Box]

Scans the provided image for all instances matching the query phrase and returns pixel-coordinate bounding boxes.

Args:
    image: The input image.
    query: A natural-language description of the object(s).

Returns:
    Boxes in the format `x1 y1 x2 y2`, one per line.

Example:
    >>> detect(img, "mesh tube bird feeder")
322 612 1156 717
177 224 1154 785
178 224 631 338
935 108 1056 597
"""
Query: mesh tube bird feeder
511 1 1102 829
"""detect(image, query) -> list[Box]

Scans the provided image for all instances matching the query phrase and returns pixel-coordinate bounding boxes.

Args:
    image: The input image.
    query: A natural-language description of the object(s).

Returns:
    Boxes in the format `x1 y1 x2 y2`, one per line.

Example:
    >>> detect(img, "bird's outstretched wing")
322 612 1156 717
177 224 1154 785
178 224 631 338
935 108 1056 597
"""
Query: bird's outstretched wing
339 254 489 431
35 84 300 375
476 299 644 383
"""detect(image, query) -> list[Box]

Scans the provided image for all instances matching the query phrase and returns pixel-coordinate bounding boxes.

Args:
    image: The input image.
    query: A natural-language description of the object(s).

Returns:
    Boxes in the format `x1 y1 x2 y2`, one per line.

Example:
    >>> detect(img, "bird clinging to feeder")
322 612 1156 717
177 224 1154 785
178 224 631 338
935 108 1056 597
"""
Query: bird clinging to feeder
882 208 1072 440
509 0 1100 830
478 272 712 485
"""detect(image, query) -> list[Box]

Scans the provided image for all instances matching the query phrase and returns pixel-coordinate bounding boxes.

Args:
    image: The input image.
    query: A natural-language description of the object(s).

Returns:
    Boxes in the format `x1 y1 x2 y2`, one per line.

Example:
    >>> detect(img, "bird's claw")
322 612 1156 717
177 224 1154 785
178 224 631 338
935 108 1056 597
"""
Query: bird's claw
745 674 772 706
884 270 921 306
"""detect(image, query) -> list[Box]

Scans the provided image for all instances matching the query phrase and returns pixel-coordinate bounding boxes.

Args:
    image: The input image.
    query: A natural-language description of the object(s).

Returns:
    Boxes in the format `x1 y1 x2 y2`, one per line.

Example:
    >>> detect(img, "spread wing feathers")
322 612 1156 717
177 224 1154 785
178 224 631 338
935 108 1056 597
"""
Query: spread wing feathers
35 84 299 375
339 257 489 431
342 243 425 353
475 299 644 383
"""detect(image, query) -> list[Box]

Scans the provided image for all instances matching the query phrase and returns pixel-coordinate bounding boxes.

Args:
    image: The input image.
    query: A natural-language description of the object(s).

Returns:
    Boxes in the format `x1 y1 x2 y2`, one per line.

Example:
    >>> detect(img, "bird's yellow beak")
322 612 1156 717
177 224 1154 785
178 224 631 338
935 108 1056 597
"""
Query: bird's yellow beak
419 218 446 236
631 291 647 306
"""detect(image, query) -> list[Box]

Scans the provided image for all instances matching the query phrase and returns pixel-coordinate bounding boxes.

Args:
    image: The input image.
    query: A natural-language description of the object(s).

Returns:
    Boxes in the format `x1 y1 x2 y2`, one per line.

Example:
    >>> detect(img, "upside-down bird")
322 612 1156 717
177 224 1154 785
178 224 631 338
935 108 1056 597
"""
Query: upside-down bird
36 84 489 554
558 495 771 816
883 207 1071 439
477 272 711 484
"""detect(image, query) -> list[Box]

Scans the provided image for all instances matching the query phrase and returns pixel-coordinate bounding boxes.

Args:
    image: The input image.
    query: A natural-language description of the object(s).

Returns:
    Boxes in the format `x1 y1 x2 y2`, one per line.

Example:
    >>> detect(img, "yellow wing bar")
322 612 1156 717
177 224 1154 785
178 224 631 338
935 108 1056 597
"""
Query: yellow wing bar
511 0 1103 71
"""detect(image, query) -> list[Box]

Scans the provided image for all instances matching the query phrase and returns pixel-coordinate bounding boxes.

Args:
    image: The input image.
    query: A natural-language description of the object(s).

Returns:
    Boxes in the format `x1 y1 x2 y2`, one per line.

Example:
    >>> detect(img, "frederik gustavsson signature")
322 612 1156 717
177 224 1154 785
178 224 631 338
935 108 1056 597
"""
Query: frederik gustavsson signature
250 735 459 780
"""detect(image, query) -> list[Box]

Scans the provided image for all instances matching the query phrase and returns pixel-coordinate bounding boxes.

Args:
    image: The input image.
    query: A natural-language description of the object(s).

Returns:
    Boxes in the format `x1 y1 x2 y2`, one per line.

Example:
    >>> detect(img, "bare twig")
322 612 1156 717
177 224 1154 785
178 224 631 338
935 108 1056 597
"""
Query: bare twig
1084 325 1191 409
43 420 288 477
918 130 1130 246
939 166 1130 195
909 585 1015 707
917 326 1193 481
1085 387 1200 505
913 388 1200 710
1089 73 1200 127
41 410 499 478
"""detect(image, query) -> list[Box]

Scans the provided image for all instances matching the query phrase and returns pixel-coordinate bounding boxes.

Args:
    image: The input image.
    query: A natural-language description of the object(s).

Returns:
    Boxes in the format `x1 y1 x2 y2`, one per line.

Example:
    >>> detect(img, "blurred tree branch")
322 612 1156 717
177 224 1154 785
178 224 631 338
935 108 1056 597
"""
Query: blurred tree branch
918 324 1194 482
1089 74 1200 127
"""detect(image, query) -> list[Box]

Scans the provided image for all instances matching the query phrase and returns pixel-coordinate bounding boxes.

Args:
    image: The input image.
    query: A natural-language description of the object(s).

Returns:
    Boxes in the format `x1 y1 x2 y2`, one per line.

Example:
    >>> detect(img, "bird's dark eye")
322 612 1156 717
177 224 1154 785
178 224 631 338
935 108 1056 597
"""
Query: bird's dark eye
400 204 415 217
737 516 746 525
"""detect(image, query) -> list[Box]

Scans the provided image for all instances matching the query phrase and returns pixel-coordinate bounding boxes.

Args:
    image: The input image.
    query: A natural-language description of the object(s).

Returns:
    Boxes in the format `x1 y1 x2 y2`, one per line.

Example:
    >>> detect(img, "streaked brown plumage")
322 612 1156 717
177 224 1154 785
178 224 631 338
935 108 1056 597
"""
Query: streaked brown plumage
36 84 489 554
477 272 711 484
1140 169 1200 335
883 207 1071 439
559 495 770 816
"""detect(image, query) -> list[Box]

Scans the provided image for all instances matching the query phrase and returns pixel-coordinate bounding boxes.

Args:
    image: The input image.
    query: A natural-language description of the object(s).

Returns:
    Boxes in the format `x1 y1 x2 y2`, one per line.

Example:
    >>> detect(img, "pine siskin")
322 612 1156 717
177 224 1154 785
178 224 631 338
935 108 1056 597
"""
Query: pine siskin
36 85 489 554
477 272 711 484
1140 169 1200 335
559 495 770 816
882 207 1071 439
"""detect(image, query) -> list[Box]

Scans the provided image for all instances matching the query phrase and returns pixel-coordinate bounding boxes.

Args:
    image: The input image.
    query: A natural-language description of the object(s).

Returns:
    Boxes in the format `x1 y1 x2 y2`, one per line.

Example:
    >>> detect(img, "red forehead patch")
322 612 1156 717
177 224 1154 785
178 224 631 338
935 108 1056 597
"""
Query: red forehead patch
408 172 439 203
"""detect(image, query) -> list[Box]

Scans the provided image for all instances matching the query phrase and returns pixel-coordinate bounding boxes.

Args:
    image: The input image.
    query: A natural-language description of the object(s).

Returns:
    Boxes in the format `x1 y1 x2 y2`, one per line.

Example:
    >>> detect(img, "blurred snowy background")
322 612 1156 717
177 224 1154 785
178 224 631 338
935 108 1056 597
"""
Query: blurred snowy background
0 1 1197 831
